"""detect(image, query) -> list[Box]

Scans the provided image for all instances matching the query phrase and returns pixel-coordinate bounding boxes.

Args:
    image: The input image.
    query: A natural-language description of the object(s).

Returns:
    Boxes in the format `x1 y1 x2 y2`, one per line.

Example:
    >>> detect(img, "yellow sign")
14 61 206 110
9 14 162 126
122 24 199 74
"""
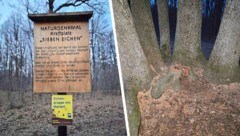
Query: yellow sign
52 95 73 125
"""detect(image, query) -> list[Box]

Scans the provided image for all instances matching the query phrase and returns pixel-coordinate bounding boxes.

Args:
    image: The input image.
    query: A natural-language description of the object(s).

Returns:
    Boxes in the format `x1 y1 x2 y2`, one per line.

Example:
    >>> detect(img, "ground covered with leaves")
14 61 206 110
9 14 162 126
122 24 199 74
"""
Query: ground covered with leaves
0 92 126 136
138 65 240 136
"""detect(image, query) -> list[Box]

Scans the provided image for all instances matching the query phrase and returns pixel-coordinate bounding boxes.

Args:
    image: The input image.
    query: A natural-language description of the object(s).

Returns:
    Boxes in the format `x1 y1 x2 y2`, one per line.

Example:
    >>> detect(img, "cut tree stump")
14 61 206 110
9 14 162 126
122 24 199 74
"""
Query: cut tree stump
151 64 196 99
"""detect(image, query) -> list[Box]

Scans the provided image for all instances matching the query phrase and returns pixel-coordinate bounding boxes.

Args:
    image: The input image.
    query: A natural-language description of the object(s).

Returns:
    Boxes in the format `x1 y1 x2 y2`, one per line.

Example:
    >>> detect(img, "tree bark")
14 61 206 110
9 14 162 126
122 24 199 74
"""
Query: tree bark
206 0 240 82
156 0 171 63
48 0 54 13
130 0 164 72
173 0 205 66
112 0 153 135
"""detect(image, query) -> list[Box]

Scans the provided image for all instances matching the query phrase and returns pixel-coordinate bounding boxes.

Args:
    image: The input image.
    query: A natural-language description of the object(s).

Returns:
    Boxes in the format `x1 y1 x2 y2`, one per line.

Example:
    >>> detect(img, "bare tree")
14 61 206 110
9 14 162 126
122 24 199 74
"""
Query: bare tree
129 0 164 73
156 0 171 63
112 0 153 135
173 0 205 66
0 12 33 91
206 0 240 82
112 0 239 135
47 0 105 14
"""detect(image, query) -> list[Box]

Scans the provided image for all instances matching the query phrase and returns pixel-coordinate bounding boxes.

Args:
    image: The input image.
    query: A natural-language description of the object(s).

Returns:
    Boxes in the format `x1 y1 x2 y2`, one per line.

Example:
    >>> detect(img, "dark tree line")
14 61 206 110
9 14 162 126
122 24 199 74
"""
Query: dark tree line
0 13 32 91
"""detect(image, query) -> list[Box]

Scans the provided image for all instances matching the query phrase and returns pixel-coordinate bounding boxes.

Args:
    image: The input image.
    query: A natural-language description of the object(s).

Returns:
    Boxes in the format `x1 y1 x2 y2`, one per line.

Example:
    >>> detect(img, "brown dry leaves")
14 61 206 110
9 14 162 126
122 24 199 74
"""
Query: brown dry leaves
0 92 126 136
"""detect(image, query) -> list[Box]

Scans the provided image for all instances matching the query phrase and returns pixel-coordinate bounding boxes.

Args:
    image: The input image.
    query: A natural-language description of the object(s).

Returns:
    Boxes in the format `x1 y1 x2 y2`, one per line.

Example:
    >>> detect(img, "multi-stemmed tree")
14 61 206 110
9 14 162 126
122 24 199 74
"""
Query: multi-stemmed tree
112 0 239 135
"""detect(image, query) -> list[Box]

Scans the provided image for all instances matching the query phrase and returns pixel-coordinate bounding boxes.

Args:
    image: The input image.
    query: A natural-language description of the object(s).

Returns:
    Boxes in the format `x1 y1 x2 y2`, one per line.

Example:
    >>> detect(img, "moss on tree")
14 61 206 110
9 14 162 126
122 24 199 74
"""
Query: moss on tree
127 87 141 136
160 44 171 63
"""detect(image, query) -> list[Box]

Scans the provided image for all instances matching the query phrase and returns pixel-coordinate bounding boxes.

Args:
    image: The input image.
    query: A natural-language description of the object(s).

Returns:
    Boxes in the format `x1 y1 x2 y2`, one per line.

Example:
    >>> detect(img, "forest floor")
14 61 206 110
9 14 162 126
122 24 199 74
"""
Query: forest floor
0 91 126 136
138 65 240 136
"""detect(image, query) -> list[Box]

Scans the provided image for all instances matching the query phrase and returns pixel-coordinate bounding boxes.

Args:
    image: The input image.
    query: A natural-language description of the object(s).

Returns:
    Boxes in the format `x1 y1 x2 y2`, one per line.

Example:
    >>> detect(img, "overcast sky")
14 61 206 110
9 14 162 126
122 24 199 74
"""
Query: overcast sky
0 0 112 31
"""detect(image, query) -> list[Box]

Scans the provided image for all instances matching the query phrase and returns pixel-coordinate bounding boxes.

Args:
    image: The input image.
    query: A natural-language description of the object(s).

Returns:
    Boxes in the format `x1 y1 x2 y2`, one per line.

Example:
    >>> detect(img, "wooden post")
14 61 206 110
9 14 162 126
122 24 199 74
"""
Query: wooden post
58 125 67 136
58 93 67 136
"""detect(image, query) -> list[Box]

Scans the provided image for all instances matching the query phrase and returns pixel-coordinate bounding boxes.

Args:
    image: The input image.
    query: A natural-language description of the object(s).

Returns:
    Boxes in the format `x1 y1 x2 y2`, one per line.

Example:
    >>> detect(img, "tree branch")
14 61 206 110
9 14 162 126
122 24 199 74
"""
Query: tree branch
48 0 54 13
53 0 104 14
54 0 88 13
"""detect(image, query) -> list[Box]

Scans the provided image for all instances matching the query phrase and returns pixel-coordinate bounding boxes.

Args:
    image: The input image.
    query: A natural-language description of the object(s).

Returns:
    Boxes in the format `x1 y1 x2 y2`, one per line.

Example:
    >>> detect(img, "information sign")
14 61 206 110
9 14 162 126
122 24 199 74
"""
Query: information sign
29 12 93 93
52 95 73 125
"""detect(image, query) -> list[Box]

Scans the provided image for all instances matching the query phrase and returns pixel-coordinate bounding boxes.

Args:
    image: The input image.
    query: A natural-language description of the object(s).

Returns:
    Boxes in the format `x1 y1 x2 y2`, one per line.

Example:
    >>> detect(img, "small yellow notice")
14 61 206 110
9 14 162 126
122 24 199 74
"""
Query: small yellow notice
52 95 73 125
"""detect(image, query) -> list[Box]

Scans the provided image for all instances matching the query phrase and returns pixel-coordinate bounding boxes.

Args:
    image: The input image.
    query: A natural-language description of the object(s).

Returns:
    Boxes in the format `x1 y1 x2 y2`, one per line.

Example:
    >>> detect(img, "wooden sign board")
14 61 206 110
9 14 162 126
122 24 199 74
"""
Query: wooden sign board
29 12 92 93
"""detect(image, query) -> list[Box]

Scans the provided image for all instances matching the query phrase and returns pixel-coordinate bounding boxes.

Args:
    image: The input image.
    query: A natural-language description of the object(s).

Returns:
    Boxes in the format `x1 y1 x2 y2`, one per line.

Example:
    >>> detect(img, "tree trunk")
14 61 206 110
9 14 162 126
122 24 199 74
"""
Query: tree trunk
206 0 240 82
156 0 171 63
48 0 54 13
111 0 153 135
173 0 205 66
130 0 164 72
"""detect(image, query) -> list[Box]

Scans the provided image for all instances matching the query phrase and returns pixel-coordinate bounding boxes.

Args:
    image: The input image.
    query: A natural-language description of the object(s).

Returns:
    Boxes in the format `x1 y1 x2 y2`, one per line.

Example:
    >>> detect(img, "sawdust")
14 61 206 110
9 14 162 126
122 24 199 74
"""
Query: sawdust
138 65 240 136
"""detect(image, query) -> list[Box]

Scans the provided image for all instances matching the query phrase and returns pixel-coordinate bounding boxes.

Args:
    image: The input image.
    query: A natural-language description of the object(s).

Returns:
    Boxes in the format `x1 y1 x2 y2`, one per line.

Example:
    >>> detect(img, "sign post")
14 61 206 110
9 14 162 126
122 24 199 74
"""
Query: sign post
56 93 68 136
29 12 92 136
